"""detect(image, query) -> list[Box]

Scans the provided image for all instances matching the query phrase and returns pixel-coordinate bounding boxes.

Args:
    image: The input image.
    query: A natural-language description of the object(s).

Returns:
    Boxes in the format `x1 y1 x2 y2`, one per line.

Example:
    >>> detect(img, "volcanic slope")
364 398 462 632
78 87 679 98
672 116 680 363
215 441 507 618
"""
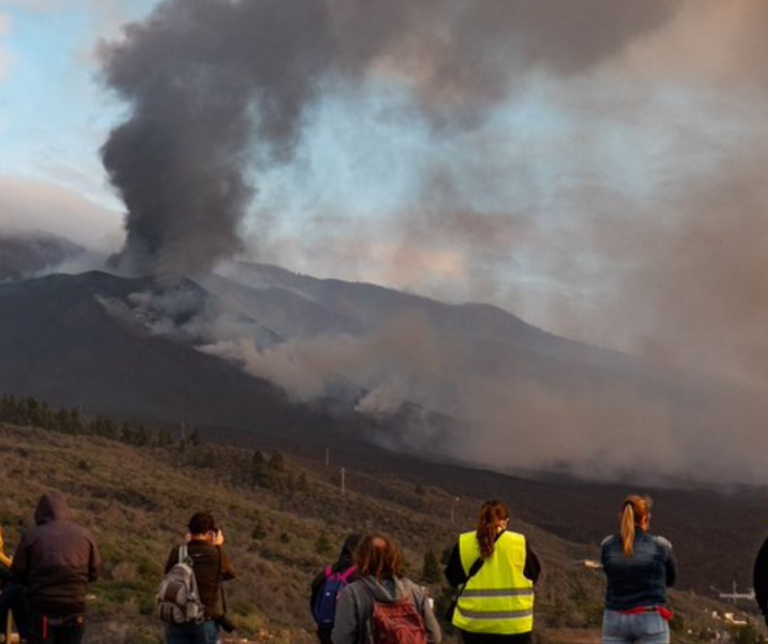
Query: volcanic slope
0 270 387 454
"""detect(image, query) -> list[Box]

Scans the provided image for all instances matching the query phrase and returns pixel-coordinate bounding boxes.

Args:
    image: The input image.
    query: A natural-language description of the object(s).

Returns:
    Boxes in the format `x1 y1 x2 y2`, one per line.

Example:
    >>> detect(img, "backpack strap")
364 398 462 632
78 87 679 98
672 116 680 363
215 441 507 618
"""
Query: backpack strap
179 545 189 565
337 565 356 583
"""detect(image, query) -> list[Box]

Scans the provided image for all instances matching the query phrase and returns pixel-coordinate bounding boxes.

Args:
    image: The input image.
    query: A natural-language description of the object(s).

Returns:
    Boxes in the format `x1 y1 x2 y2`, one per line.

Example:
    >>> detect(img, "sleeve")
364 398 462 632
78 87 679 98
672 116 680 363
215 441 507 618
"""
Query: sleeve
330 584 361 644
524 540 541 583
754 536 768 613
600 536 611 571
443 543 467 588
9 535 27 585
88 536 102 583
219 548 236 581
664 545 676 588
418 587 443 644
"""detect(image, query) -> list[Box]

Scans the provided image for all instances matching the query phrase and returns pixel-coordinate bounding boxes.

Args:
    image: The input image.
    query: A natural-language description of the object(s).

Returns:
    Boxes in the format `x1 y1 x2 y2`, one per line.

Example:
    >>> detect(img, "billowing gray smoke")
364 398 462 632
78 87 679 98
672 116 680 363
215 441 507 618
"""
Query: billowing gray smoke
99 0 675 276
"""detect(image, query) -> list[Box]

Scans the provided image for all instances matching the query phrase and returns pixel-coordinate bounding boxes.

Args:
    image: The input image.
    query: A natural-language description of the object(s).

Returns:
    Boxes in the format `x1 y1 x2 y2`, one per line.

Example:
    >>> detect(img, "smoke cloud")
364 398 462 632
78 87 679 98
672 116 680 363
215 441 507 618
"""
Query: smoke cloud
98 0 675 276
95 0 768 483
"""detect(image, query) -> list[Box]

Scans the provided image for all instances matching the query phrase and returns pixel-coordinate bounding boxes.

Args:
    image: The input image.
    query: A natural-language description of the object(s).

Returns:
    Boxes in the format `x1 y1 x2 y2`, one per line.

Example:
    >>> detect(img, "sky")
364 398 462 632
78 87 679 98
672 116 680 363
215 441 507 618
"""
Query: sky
4 0 768 393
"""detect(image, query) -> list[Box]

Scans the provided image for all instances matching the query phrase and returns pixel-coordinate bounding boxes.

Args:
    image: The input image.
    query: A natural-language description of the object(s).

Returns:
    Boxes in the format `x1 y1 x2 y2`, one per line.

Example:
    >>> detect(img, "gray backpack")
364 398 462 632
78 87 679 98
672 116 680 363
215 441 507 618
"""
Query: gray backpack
156 545 205 624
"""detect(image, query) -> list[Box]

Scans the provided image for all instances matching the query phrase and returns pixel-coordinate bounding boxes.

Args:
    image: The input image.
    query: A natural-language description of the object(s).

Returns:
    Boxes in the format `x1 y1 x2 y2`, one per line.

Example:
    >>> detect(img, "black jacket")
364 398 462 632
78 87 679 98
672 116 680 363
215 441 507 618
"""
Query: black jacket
12 492 101 615
753 535 768 613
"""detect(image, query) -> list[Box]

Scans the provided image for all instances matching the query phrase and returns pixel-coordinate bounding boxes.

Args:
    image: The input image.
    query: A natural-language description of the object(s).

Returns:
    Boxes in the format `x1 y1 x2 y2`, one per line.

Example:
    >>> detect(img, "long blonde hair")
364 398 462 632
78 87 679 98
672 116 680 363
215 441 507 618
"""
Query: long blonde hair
476 500 510 558
620 495 651 557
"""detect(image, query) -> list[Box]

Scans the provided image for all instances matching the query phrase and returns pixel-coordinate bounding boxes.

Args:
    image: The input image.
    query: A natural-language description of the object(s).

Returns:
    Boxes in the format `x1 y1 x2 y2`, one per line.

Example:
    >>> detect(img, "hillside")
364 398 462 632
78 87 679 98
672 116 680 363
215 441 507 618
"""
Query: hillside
0 233 85 281
0 414 761 643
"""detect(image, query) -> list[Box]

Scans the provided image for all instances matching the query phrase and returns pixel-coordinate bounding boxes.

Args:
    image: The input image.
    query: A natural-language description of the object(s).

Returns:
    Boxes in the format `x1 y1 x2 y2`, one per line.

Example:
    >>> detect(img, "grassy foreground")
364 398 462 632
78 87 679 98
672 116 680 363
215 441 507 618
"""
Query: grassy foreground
0 422 759 643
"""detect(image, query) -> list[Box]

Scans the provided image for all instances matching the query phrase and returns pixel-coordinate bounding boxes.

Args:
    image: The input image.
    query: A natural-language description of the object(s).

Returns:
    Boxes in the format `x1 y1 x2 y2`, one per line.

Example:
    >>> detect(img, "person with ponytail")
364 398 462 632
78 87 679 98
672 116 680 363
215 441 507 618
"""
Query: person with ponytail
600 495 676 643
444 500 540 642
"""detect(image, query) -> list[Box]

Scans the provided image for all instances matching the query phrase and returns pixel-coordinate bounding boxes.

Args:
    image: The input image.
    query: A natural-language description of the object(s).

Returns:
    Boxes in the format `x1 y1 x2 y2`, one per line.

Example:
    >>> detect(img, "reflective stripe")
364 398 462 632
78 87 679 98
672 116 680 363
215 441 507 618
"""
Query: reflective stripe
462 588 534 598
457 606 534 620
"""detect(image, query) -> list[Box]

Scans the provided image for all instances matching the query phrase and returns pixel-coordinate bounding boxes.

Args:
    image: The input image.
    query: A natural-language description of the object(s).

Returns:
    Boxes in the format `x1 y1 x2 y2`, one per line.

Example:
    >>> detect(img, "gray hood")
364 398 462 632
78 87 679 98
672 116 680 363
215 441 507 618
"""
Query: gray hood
359 576 414 603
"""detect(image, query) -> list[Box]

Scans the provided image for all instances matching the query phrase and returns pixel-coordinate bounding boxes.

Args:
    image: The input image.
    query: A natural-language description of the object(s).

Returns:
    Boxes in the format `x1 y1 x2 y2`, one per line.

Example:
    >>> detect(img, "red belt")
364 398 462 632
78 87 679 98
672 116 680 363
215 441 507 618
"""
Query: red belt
620 606 673 621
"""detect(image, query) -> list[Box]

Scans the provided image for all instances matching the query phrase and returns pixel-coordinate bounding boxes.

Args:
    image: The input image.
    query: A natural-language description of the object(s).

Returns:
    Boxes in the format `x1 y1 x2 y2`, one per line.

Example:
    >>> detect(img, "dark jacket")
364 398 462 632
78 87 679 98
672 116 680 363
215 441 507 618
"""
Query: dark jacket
11 492 101 615
601 530 676 611
332 576 442 644
753 534 768 614
164 540 235 620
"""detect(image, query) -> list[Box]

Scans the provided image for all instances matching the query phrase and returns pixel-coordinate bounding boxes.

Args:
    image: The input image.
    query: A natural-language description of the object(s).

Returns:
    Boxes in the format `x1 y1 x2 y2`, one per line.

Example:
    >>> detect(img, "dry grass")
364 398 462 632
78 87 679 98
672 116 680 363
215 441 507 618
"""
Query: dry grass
0 422 754 644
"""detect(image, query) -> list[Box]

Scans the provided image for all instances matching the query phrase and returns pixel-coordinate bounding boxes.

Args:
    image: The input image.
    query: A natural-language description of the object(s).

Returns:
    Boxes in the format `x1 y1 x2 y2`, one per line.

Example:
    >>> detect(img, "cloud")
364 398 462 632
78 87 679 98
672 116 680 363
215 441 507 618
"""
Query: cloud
0 175 123 251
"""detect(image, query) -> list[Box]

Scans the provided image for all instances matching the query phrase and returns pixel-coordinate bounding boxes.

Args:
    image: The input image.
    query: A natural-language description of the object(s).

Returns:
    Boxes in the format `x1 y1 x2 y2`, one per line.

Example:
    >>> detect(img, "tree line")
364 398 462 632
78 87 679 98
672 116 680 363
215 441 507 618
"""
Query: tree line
0 393 177 447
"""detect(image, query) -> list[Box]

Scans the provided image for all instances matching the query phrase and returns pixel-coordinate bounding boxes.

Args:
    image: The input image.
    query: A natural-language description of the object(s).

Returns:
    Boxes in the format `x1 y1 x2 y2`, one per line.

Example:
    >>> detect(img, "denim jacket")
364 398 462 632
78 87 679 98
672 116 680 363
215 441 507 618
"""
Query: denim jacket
601 530 676 611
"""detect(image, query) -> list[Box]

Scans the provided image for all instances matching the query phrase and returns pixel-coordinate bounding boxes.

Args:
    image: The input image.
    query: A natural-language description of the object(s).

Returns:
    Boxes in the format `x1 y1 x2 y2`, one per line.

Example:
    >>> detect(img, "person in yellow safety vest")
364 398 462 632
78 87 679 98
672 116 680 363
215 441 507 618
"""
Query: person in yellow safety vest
444 500 541 643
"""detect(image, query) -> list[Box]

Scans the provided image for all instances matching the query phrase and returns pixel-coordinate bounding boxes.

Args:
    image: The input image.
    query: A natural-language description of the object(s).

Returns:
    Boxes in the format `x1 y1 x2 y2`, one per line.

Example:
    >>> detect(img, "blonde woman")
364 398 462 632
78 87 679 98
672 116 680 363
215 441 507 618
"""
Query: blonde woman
600 495 676 644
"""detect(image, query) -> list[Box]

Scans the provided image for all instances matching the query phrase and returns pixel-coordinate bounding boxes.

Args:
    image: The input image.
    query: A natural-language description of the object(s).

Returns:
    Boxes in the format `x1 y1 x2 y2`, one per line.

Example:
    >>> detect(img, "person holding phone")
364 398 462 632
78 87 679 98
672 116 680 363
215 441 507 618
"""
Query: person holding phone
163 512 236 644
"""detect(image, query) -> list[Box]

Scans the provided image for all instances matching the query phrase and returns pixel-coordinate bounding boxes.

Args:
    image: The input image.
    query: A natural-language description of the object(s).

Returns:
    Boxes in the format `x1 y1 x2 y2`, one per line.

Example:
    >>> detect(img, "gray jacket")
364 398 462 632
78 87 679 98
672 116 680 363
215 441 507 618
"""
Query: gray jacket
332 576 442 644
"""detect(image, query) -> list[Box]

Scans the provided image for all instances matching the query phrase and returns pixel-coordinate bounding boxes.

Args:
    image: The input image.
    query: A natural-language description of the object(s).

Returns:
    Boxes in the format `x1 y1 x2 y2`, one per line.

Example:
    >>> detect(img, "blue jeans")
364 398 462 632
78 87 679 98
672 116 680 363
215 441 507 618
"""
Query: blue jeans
602 610 669 643
165 619 219 644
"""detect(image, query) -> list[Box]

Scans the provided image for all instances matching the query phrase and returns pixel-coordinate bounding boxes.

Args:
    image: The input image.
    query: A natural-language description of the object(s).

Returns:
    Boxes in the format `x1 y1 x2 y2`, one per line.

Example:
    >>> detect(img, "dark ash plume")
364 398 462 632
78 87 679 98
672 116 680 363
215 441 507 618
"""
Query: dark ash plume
99 0 675 277
99 0 334 276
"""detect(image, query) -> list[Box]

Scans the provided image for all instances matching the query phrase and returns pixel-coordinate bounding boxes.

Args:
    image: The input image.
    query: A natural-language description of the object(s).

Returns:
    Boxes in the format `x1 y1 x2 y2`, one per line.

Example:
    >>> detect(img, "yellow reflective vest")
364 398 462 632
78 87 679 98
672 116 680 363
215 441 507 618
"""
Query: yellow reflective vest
452 530 534 635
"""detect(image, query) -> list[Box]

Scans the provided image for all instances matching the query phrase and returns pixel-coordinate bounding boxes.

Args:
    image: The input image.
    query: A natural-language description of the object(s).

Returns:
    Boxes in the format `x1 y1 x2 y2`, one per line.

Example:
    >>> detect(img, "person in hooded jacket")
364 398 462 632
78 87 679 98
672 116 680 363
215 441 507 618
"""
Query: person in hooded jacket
331 532 442 644
11 491 101 644
309 532 362 643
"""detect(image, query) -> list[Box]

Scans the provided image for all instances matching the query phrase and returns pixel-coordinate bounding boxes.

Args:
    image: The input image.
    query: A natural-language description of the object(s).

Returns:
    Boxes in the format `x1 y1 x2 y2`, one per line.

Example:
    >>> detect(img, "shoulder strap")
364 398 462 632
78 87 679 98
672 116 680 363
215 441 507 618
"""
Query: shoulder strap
467 556 484 578
178 545 188 565
338 565 356 583
454 556 485 602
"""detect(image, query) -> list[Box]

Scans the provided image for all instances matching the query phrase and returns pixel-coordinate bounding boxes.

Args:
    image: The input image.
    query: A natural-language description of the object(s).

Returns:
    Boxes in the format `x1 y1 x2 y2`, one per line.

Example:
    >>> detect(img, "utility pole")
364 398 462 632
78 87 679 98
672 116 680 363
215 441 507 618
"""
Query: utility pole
341 467 346 496
451 496 459 524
